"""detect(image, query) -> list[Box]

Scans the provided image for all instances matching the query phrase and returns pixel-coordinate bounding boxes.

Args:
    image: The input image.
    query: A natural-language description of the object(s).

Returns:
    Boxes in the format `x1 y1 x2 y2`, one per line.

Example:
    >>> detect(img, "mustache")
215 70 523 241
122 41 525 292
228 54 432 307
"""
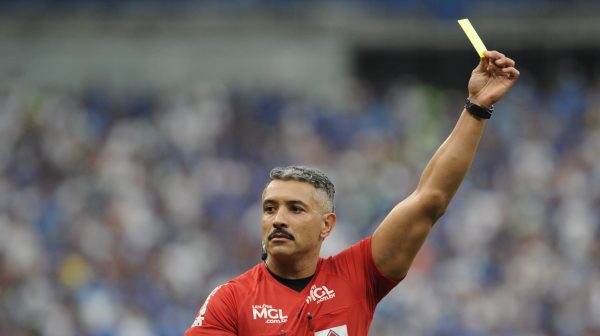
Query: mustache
268 228 295 241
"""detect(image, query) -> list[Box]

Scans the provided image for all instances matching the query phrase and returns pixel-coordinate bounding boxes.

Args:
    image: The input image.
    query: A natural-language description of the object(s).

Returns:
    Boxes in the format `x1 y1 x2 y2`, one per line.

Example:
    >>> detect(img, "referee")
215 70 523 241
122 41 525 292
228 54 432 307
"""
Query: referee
185 50 519 336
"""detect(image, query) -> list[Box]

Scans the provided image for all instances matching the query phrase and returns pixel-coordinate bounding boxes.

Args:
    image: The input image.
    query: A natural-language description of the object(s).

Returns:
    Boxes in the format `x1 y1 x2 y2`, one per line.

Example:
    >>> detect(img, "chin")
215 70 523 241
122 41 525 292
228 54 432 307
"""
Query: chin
268 245 295 258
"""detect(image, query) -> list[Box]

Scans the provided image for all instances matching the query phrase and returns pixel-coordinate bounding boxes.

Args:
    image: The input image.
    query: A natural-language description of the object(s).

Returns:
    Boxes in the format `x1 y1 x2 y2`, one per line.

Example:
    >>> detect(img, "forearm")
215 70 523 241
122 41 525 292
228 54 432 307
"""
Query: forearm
415 109 487 217
371 51 518 280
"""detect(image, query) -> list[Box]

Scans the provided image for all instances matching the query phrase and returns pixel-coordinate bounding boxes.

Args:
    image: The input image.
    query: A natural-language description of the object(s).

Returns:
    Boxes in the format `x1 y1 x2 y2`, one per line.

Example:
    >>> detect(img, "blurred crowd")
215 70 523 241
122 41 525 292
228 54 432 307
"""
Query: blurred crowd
0 69 598 336
0 0 592 17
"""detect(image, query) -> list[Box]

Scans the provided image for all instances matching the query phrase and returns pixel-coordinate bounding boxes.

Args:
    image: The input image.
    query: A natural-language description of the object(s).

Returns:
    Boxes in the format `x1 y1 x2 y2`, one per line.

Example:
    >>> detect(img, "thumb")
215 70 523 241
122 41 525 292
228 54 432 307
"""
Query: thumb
475 56 488 73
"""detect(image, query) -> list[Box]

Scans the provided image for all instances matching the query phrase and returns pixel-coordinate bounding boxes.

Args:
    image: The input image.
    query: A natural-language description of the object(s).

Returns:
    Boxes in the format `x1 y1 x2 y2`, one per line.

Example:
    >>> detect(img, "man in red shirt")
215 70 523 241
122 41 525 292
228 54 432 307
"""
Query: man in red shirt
185 50 519 335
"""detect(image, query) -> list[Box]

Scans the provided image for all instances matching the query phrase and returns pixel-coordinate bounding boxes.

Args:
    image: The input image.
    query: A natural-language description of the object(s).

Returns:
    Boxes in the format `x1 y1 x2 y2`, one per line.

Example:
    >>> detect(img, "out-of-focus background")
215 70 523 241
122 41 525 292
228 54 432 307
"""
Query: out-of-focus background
0 1 599 335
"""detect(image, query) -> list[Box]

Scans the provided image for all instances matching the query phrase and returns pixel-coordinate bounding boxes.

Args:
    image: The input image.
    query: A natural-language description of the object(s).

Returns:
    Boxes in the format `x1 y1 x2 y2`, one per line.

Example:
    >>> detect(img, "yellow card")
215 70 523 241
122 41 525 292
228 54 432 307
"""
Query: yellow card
458 19 487 58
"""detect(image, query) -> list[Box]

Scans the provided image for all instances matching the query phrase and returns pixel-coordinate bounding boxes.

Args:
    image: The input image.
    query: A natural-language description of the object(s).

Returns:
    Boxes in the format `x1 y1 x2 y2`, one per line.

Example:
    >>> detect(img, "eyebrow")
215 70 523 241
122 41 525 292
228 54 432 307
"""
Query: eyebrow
263 199 310 208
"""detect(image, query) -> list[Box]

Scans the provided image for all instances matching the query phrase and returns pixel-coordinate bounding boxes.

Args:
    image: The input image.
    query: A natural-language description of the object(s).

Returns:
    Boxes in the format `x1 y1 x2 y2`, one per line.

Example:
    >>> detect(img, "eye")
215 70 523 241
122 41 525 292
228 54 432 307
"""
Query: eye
263 205 276 213
290 206 304 213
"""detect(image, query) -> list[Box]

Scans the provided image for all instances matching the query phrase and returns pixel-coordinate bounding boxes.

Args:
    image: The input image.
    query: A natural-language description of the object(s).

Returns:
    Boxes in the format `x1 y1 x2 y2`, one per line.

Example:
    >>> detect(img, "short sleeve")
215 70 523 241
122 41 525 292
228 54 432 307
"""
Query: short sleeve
329 237 400 312
184 283 237 336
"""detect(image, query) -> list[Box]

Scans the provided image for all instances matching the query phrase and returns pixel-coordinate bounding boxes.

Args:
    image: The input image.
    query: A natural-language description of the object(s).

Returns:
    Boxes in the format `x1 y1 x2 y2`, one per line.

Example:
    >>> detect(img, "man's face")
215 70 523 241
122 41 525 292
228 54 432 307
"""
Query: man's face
262 180 330 260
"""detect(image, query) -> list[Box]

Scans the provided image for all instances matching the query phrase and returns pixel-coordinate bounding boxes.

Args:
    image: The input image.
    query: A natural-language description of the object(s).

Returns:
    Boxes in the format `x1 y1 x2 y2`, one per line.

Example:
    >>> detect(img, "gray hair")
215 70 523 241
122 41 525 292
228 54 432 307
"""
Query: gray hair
268 166 335 212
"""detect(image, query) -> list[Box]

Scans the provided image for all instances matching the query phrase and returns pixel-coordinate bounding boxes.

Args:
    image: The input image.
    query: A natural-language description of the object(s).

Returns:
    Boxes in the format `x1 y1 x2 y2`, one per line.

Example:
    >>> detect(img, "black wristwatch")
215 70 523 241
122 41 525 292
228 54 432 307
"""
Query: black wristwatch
464 98 494 119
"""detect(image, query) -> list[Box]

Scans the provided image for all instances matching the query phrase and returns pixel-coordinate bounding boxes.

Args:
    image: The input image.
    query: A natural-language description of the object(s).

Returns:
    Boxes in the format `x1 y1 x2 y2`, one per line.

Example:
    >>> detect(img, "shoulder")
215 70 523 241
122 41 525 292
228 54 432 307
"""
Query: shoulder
230 263 264 285
221 263 266 296
189 263 265 327
202 263 265 301
323 237 372 265
316 237 371 279
320 236 398 285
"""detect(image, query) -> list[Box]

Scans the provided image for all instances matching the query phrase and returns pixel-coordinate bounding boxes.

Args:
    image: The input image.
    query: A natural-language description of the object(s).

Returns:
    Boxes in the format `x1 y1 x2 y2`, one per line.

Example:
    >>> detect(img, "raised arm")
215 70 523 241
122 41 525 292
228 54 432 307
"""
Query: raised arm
372 50 520 280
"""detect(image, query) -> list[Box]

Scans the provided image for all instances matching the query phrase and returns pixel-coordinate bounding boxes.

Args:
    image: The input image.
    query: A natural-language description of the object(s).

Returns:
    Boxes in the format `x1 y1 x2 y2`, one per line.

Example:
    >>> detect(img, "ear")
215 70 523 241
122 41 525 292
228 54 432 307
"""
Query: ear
320 212 337 240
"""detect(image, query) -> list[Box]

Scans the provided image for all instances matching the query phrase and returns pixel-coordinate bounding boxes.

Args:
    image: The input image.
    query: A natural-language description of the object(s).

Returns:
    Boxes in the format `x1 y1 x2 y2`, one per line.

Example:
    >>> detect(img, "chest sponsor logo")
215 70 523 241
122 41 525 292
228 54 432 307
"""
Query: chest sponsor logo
314 324 348 336
306 284 336 305
252 304 288 324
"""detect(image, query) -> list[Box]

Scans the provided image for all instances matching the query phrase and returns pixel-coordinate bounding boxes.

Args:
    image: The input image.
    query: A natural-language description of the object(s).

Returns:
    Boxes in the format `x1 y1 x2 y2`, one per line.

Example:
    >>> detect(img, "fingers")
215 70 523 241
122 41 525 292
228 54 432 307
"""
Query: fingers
474 56 489 73
483 50 519 78
494 56 515 68
483 50 505 60
502 66 520 79
483 50 515 66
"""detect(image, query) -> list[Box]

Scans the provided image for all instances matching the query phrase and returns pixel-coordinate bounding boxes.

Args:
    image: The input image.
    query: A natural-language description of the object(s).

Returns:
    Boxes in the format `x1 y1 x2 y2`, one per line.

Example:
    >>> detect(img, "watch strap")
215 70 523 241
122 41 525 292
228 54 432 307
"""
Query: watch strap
464 98 493 119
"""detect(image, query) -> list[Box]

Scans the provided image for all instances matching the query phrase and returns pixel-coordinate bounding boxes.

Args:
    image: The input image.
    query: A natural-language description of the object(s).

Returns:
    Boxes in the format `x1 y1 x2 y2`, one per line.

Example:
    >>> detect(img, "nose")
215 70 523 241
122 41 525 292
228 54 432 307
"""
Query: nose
272 223 287 231
273 209 289 227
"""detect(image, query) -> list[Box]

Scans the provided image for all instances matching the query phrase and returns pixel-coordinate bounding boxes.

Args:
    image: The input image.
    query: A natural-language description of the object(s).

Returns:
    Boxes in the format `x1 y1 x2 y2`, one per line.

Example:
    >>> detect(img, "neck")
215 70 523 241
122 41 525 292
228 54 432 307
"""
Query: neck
265 252 319 279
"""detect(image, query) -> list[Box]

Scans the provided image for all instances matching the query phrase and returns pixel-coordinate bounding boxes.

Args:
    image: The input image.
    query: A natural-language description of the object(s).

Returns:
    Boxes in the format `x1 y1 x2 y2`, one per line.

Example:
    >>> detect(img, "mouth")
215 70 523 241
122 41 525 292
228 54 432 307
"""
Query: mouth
268 230 294 241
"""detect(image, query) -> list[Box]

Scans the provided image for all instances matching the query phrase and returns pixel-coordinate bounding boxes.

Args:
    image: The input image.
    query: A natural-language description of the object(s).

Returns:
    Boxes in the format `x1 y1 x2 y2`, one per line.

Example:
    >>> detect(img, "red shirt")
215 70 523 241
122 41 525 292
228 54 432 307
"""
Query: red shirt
185 237 399 336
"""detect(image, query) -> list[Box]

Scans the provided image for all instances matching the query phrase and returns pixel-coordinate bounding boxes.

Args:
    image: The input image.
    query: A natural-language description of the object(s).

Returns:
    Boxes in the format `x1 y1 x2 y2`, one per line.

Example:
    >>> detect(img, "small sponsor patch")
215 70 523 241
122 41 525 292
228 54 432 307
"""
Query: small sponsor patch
314 324 348 336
